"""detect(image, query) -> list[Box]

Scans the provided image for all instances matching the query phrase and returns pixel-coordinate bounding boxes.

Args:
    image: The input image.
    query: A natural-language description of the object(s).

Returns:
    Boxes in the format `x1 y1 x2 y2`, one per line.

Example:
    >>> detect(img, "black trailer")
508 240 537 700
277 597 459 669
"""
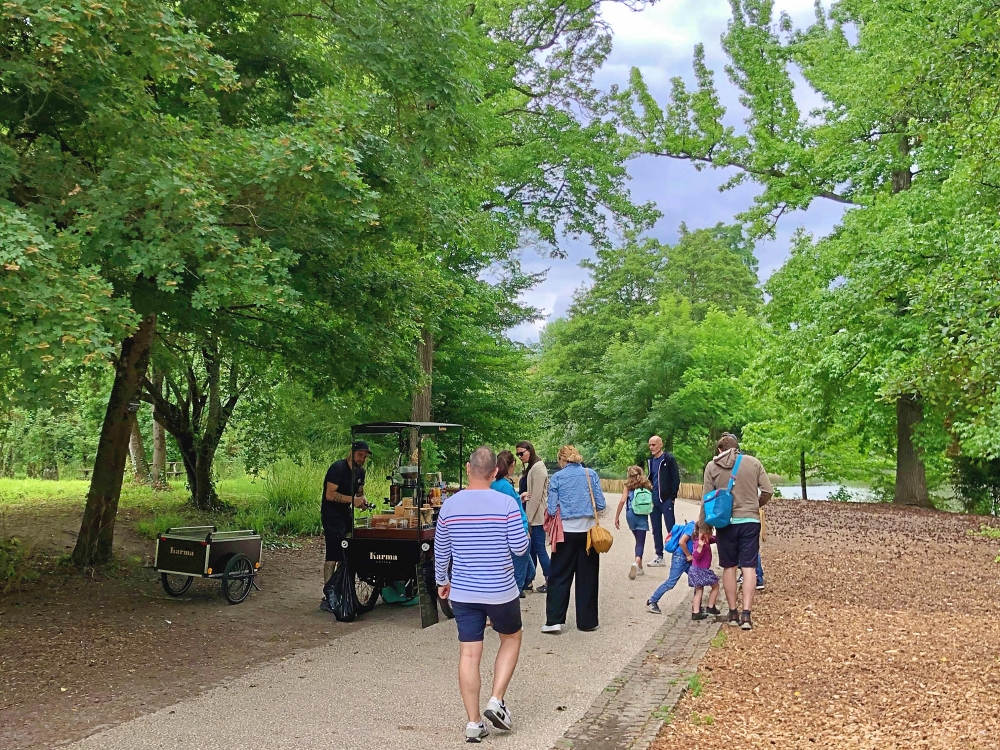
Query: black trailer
154 526 262 604
344 422 463 627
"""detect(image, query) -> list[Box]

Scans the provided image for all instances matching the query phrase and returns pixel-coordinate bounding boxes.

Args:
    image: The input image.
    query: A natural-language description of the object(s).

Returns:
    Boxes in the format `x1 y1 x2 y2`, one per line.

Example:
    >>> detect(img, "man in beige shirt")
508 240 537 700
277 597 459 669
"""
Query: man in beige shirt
701 433 772 631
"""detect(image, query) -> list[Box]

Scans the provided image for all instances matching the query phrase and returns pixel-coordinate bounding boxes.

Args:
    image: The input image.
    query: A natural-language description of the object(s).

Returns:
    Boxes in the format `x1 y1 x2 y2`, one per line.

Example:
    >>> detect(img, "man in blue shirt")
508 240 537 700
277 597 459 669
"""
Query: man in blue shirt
646 435 680 566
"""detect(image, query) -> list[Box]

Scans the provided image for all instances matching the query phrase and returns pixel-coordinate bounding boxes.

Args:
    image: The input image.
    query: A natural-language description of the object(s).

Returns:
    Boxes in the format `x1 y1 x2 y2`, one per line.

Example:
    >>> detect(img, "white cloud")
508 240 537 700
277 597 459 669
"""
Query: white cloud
507 0 843 344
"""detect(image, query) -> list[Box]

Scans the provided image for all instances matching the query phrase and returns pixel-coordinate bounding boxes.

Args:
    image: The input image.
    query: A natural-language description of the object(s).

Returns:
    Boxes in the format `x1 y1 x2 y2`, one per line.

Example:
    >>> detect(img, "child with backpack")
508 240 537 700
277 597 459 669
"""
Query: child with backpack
615 465 654 581
645 518 694 614
689 520 721 621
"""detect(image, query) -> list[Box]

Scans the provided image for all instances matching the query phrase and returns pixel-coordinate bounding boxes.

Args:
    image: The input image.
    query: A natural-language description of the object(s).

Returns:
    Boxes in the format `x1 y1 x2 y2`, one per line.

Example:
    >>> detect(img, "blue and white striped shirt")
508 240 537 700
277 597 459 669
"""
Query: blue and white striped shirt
434 489 530 604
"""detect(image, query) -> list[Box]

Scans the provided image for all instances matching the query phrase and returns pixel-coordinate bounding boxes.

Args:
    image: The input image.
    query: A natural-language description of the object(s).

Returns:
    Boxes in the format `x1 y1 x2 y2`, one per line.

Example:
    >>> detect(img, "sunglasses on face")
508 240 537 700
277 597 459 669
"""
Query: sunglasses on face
516 450 527 457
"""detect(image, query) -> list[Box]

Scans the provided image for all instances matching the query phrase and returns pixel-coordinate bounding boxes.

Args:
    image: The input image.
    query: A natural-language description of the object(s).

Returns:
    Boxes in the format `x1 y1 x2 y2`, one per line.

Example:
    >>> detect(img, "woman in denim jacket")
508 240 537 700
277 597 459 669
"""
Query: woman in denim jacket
541 445 606 634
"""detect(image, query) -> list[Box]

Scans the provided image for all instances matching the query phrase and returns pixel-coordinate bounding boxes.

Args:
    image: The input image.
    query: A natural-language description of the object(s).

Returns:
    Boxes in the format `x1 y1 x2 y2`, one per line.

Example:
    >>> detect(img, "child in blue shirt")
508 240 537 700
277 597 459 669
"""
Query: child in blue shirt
646 520 695 614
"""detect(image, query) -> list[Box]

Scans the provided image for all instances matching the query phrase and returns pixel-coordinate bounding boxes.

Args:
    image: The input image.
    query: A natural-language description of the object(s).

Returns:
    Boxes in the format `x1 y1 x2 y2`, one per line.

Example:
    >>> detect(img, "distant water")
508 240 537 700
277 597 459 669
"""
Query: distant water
775 484 874 502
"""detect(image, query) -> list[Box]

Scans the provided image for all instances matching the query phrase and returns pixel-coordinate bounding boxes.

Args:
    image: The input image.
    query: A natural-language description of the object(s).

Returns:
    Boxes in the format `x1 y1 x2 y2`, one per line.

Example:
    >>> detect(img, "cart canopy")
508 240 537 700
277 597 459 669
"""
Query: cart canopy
352 422 462 434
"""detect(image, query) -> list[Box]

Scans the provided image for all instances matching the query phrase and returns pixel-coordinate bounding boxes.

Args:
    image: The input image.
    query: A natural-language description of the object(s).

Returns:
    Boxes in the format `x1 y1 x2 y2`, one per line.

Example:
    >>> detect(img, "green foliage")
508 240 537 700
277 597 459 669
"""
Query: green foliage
952 457 1000 516
134 515 192 541
709 630 728 649
0 535 37 596
534 224 762 474
686 673 706 698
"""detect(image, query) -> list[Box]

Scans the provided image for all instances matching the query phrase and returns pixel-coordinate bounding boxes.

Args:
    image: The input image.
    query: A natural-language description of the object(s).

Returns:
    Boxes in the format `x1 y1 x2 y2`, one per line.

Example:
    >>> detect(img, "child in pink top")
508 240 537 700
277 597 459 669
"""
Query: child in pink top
689 520 720 621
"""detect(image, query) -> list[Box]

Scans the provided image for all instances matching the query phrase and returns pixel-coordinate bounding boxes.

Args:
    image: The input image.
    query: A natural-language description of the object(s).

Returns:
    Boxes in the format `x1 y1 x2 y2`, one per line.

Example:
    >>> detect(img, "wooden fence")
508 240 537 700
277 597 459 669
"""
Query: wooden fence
79 461 185 480
600 479 701 500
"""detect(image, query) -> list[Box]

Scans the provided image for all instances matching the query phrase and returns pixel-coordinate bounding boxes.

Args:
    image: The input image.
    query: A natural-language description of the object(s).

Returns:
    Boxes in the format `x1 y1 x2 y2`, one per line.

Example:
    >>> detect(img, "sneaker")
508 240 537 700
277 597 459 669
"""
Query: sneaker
740 610 753 630
705 606 721 616
524 584 534 592
637 567 645 576
646 600 661 614
728 609 740 627
465 722 489 743
519 590 526 599
628 563 638 580
319 598 332 613
541 623 562 634
648 557 665 567
756 583 765 591
579 624 599 632
484 698 512 731
691 611 708 621
536 584 548 594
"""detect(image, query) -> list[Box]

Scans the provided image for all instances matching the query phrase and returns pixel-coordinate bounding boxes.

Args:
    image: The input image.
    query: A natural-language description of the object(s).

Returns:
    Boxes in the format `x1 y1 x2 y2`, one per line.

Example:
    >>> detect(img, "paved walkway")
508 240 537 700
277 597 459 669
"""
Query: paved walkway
69 497 707 750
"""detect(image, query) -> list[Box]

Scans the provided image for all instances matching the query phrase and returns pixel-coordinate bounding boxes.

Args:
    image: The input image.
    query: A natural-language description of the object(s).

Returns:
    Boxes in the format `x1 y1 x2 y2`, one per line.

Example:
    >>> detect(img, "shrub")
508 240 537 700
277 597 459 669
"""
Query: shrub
134 514 191 540
0 536 37 596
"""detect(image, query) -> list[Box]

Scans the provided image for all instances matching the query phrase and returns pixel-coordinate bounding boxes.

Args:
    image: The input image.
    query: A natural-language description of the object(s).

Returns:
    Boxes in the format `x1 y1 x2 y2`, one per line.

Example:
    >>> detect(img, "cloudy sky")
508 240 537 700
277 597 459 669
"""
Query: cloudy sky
507 0 846 342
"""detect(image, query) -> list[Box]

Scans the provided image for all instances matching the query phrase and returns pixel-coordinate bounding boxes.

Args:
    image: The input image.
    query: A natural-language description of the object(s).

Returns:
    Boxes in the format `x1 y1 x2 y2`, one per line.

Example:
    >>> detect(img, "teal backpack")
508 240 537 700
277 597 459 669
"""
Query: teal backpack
703 453 743 529
630 487 654 515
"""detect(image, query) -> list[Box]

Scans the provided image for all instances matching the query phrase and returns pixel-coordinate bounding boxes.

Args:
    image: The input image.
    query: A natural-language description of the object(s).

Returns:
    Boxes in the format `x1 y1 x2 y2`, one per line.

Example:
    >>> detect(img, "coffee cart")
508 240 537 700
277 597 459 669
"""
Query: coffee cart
344 422 463 627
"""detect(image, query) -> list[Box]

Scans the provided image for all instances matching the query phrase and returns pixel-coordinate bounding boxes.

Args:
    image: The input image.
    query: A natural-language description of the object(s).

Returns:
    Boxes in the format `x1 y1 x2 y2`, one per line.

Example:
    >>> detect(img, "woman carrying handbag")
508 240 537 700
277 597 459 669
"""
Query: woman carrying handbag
542 445 608 634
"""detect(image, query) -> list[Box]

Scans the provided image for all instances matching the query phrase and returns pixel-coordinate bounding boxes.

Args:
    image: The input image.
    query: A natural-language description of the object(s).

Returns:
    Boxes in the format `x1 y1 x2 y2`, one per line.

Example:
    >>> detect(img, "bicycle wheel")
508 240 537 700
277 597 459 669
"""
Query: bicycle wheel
161 573 193 597
222 554 255 605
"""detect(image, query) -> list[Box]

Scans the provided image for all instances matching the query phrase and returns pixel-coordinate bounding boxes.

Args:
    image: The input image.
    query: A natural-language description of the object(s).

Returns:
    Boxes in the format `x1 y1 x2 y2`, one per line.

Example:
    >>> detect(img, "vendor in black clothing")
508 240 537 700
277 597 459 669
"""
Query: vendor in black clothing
322 441 370 586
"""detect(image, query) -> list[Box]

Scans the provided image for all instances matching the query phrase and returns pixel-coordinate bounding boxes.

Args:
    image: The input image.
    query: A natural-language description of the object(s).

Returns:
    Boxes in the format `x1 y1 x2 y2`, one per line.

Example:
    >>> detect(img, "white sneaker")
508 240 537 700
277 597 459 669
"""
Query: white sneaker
484 697 512 731
648 557 665 567
541 623 562 634
628 562 638 580
466 721 489 743
637 567 645 576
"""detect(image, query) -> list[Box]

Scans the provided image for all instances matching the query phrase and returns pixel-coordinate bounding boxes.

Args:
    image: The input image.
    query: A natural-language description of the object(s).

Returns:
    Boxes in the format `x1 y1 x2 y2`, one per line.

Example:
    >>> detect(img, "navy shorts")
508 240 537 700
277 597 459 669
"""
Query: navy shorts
716 522 760 569
451 599 522 642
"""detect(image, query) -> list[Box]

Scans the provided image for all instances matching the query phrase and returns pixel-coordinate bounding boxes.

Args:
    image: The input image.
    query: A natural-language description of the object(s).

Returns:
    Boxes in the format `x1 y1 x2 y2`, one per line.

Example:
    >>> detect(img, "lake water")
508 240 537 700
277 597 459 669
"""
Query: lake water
775 484 874 502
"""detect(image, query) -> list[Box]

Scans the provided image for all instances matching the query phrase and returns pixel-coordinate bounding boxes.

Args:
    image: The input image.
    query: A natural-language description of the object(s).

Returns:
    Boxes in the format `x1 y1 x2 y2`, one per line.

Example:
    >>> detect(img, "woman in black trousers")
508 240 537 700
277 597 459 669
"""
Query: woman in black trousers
542 445 605 634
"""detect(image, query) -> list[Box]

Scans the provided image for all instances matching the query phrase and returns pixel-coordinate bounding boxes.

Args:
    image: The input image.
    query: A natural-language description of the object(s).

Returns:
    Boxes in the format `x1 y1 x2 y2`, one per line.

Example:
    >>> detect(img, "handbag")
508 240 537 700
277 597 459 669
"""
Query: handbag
584 469 614 554
703 453 743 529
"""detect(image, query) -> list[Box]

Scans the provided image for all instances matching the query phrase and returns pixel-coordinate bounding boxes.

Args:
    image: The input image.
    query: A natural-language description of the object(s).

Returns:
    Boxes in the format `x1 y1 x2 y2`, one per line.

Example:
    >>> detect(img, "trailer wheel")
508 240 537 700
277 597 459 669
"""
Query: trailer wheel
222 554 255 604
161 573 193 597
355 573 380 614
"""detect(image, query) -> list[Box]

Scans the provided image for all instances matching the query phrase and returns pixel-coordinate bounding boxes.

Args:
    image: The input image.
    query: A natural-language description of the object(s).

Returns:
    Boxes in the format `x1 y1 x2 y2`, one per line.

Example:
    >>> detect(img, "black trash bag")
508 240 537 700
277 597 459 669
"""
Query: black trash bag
323 563 358 622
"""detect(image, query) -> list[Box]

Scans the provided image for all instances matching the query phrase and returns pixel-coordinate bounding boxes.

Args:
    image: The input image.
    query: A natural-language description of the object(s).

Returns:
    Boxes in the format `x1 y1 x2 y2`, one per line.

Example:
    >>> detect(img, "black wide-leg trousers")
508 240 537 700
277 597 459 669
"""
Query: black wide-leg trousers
545 531 600 630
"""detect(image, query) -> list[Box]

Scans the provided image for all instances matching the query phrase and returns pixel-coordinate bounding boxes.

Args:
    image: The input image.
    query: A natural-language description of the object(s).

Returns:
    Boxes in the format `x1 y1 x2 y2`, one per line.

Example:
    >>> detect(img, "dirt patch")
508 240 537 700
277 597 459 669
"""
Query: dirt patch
653 500 1000 750
0 506 362 750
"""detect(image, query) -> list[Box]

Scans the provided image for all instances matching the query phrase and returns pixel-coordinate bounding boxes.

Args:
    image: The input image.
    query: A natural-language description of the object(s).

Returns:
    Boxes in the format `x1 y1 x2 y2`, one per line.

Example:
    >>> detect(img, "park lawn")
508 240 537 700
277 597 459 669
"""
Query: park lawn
654 500 1000 750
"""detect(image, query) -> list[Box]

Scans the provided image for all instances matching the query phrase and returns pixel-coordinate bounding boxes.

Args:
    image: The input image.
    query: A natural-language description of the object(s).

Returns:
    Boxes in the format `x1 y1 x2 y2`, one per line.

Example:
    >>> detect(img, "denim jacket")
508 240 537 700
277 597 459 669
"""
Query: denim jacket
547 463 605 520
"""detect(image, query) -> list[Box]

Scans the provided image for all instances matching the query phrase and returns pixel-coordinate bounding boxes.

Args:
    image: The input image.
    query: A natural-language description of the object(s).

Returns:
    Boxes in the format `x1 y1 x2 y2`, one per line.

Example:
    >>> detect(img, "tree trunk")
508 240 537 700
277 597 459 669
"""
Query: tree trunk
800 449 808 501
151 370 167 488
410 327 433 456
72 314 157 566
192 449 219 511
894 394 933 507
128 412 151 484
411 327 433 422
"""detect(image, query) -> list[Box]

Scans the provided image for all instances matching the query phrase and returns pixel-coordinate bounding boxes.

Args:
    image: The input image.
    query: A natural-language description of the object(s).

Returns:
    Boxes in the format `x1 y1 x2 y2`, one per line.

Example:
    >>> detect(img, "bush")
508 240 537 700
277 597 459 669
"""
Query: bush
0 536 37 596
953 456 1000 516
230 459 325 537
134 514 192 540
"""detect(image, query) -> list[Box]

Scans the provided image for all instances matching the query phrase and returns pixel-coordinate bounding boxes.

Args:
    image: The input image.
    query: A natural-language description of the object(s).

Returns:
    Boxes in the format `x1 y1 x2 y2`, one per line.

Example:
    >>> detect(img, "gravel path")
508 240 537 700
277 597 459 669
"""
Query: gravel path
68 497 704 750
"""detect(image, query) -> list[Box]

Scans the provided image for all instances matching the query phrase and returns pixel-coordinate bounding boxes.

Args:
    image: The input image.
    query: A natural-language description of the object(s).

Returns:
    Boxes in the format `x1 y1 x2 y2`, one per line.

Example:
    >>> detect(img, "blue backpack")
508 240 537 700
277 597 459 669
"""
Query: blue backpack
703 453 743 529
664 521 695 554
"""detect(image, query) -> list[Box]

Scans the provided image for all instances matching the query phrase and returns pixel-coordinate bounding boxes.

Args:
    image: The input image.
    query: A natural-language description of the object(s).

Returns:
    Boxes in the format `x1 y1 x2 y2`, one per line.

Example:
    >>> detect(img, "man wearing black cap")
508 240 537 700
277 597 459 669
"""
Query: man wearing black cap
321 441 370 591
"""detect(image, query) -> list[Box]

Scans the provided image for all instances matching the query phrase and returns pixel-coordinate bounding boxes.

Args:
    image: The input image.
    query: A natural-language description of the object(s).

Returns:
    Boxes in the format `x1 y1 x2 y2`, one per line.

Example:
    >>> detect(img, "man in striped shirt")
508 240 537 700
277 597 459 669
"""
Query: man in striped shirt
435 446 530 743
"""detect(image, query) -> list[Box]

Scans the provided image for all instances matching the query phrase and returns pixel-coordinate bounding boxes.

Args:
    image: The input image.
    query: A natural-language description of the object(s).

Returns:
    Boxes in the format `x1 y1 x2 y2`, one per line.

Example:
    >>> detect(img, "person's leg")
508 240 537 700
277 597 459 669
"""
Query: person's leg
459 641 485 723
574 542 600 630
491 630 522 700
649 503 664 559
633 529 646 564
691 586 704 613
531 525 551 580
741 567 756 611
662 500 676 531
512 552 529 594
649 550 690 604
756 553 765 587
722 567 738 610
708 582 720 608
545 533 580 626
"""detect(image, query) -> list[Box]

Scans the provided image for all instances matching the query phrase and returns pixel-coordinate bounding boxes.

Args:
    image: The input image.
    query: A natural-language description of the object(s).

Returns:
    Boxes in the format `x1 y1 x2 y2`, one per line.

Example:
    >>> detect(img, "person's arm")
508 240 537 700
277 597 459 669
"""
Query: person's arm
507 499 530 556
679 534 693 562
665 454 680 500
526 462 546 516
591 470 606 511
757 461 774 506
547 473 559 516
615 488 628 529
434 510 452 597
325 480 366 507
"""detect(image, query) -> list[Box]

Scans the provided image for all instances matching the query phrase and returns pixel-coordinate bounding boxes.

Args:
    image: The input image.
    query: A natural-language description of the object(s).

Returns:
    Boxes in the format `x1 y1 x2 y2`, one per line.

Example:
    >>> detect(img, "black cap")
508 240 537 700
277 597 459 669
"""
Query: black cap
352 440 371 453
